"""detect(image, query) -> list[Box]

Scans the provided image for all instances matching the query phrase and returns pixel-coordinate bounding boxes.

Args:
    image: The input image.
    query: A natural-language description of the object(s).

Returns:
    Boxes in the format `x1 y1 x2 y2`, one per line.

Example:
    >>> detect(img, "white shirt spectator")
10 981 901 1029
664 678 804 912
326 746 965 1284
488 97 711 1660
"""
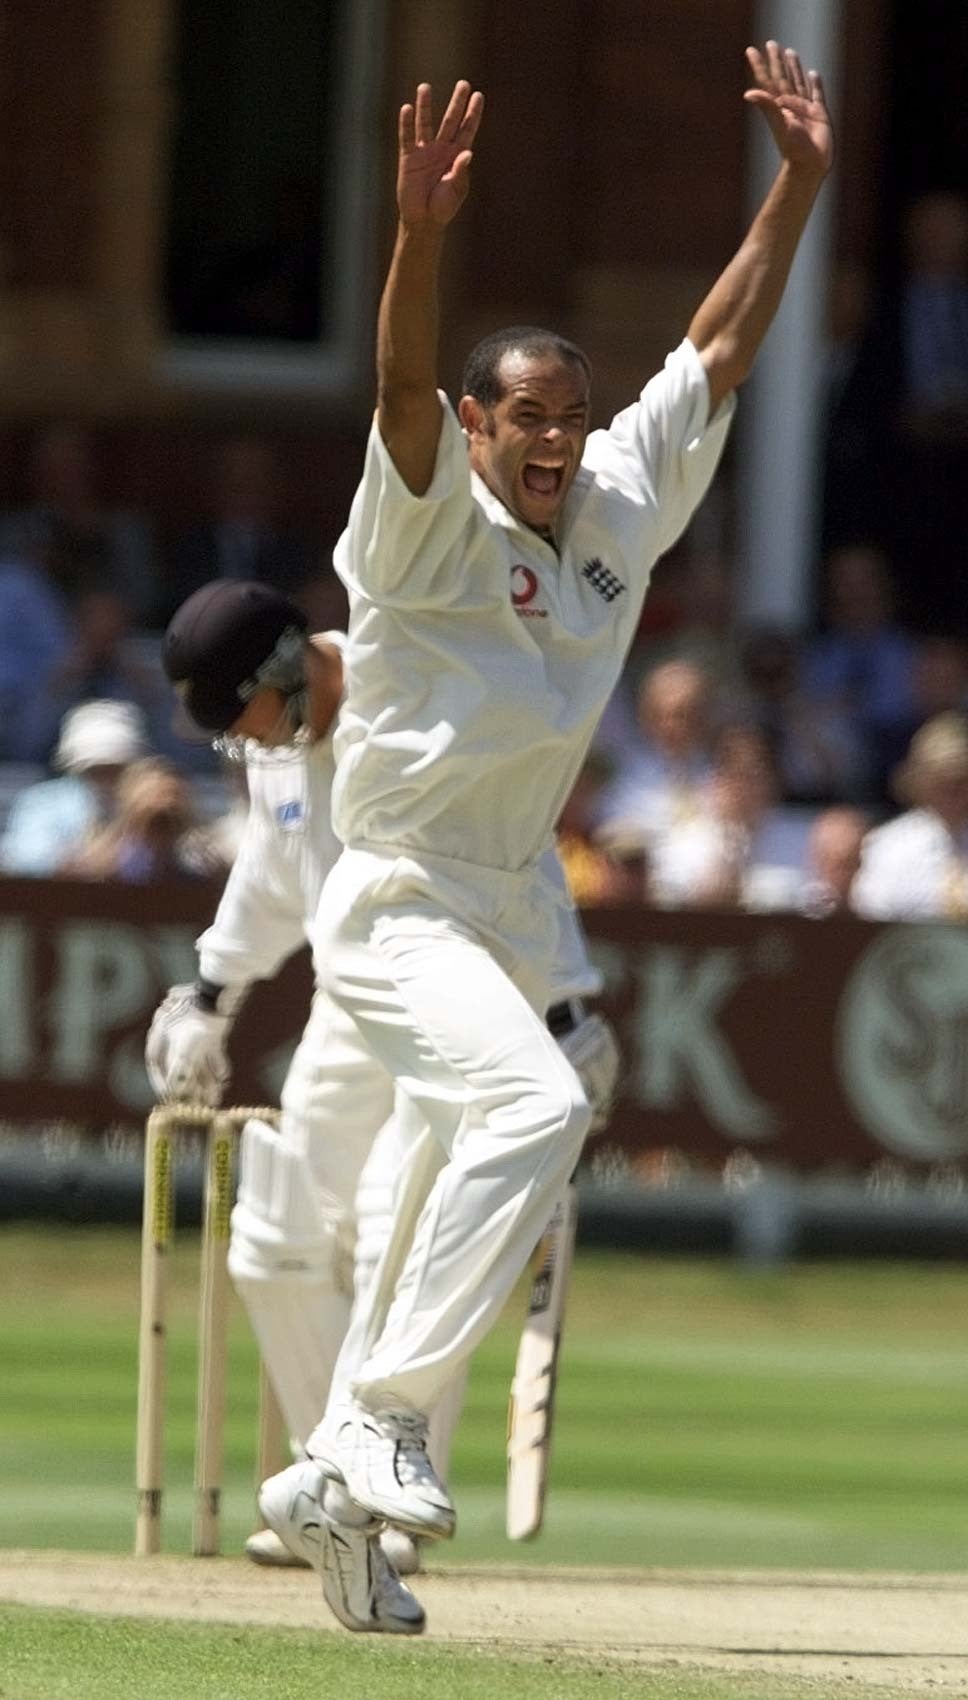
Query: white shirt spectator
595 658 714 849
650 807 812 911
597 747 712 844
853 712 968 918
851 808 968 919
646 722 814 911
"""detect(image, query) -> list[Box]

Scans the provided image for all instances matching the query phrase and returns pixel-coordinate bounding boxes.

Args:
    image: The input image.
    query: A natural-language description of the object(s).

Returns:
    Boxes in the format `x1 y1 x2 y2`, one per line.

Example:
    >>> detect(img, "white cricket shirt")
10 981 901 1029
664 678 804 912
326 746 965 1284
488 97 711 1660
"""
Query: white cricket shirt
197 635 346 988
195 634 597 998
332 339 734 872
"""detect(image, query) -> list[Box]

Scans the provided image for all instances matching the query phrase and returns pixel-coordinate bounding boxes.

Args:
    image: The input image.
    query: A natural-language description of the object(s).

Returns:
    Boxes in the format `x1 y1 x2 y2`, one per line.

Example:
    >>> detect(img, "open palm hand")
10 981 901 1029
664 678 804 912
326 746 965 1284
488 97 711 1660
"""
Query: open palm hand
397 80 484 229
744 41 834 179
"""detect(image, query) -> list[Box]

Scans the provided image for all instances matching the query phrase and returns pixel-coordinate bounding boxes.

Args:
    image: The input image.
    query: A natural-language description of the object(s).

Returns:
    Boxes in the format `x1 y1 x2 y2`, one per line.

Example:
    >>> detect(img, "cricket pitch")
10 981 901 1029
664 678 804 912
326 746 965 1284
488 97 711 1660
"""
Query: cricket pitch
2 1551 968 1693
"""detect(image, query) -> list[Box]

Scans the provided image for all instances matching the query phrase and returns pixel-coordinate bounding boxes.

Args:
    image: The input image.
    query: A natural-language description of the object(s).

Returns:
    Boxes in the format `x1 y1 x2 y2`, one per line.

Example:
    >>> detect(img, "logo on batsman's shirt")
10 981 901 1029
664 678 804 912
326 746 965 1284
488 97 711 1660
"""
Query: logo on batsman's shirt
276 798 304 829
511 565 547 618
582 557 625 603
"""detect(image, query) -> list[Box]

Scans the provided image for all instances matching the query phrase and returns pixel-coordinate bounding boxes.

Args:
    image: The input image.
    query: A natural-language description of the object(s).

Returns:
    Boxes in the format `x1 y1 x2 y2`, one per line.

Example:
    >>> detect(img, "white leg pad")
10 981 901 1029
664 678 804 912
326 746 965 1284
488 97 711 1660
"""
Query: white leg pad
228 1117 354 1448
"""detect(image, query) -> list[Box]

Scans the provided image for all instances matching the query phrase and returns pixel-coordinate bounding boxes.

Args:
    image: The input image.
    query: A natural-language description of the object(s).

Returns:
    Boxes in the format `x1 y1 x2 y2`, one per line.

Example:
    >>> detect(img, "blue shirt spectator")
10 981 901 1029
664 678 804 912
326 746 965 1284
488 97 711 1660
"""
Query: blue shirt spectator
901 193 968 416
741 625 868 805
0 423 157 622
0 700 147 876
0 558 72 758
158 438 312 628
802 544 917 798
11 588 179 766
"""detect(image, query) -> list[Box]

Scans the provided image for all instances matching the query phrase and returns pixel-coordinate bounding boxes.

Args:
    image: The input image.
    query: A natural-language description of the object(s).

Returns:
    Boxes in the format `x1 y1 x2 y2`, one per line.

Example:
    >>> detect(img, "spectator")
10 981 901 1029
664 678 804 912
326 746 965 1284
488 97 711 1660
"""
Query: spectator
0 552 72 758
833 192 966 629
800 807 870 916
556 756 643 906
740 624 865 804
160 438 313 625
0 700 146 876
64 757 226 882
653 549 748 709
893 192 968 631
12 585 178 766
0 423 156 622
649 724 813 912
596 660 714 853
852 712 968 919
900 191 968 424
802 544 918 798
830 194 968 629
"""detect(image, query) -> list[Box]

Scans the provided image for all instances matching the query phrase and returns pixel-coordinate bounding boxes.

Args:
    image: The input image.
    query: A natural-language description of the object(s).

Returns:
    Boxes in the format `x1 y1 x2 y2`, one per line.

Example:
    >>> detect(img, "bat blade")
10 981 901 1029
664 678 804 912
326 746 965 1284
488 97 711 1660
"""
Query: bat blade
506 1182 578 1541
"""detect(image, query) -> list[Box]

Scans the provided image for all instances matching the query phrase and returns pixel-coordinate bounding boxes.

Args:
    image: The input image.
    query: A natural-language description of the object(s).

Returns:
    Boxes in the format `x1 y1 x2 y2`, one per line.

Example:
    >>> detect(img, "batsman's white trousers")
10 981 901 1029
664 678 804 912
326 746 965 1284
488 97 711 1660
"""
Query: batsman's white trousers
228 984 395 1444
310 844 591 1417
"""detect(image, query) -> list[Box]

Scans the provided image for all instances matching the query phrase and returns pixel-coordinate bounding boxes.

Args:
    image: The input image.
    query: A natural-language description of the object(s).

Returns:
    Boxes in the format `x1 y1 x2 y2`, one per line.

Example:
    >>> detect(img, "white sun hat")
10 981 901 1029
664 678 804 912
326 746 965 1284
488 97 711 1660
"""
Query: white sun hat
53 700 148 773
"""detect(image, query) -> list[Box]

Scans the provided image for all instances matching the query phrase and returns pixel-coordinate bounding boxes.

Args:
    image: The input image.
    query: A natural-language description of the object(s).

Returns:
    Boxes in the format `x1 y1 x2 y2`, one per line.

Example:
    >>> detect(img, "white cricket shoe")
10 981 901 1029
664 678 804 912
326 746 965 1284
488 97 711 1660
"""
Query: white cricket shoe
257 1460 425 1635
312 1400 456 1540
245 1520 422 1578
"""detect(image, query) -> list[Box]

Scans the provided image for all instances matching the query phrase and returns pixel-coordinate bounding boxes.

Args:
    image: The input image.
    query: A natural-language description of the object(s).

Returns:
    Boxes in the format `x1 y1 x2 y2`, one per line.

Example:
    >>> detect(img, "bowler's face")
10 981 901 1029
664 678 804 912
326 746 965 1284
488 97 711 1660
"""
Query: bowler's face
461 353 590 536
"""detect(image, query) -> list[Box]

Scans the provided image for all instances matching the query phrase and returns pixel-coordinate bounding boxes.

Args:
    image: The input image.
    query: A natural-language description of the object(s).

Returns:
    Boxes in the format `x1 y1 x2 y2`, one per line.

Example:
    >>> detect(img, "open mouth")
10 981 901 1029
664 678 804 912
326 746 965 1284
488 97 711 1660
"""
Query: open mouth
521 463 564 500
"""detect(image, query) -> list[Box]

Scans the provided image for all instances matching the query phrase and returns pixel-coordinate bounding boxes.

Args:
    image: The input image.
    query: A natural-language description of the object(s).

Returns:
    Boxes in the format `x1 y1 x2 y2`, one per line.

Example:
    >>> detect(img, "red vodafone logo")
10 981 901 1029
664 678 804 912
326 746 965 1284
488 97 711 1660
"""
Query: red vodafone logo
511 565 538 605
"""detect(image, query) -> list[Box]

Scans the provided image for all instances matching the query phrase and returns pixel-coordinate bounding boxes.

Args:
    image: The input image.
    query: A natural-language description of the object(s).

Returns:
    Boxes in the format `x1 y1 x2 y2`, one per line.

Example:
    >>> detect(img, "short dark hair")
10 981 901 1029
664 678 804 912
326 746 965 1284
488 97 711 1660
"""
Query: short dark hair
460 326 591 409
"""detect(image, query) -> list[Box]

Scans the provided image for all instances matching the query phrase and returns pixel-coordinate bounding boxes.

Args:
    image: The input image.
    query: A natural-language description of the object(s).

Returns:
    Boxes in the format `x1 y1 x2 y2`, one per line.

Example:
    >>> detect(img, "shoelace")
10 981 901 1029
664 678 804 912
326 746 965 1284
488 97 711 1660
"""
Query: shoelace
368 1410 436 1487
374 1409 428 1441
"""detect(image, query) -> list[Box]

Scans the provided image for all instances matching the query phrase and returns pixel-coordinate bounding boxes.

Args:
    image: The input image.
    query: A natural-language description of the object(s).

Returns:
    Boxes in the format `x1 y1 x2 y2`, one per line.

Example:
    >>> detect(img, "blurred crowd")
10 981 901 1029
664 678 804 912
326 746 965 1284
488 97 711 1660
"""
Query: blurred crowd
0 421 344 885
0 184 964 918
570 171 968 931
560 581 968 922
0 425 346 770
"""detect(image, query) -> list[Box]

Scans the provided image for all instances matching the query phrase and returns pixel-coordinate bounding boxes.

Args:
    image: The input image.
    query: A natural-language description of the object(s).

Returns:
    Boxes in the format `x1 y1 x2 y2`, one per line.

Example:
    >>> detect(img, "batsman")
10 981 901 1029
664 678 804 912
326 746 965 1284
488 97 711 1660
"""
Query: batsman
146 577 619 1633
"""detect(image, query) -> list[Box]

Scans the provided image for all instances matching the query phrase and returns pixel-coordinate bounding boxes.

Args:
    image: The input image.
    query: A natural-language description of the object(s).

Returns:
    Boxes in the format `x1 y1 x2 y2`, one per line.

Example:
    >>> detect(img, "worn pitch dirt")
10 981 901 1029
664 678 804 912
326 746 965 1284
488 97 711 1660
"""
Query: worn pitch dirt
3 1551 968 1693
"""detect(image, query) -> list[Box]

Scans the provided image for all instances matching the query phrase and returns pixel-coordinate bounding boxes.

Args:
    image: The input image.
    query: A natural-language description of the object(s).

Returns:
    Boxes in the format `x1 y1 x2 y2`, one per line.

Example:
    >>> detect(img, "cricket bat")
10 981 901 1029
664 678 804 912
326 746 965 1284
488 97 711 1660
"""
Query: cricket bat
506 1181 579 1540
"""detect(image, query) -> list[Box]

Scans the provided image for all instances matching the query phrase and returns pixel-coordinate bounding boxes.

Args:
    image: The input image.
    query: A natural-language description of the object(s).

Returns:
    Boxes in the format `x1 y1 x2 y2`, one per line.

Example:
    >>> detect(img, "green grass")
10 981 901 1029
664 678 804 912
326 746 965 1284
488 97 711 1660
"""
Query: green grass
2 1228 968 1570
0 1604 906 1700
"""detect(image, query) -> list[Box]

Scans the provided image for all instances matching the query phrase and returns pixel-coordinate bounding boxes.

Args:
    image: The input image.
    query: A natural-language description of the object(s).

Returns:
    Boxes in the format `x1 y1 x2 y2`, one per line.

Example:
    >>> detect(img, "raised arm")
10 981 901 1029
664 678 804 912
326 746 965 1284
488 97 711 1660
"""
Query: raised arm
688 42 834 415
377 79 484 494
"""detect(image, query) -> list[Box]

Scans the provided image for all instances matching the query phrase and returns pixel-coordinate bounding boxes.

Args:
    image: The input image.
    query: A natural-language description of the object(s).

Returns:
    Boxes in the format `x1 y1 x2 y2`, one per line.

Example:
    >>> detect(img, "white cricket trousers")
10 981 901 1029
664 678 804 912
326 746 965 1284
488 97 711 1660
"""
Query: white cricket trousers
309 844 592 1417
228 985 396 1444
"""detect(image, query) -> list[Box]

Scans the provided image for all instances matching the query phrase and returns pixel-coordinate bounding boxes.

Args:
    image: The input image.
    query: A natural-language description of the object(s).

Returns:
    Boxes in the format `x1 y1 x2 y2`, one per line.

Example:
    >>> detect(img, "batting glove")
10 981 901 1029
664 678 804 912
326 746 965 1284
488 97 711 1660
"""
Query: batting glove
558 1012 620 1135
145 981 245 1106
